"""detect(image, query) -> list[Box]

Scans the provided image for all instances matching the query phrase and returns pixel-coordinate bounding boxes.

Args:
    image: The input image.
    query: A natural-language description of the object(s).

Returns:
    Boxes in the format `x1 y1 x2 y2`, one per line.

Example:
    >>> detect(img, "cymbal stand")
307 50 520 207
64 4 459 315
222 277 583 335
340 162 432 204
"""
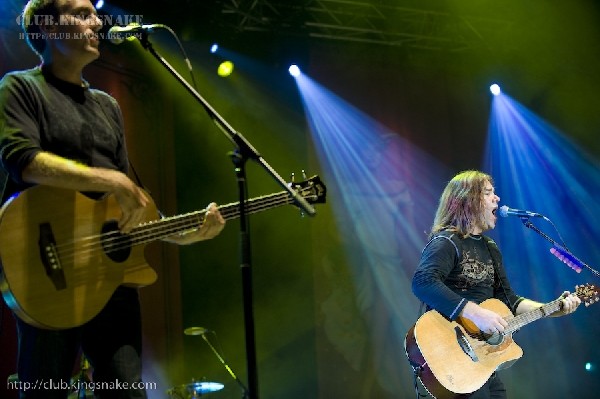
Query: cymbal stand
202 331 249 399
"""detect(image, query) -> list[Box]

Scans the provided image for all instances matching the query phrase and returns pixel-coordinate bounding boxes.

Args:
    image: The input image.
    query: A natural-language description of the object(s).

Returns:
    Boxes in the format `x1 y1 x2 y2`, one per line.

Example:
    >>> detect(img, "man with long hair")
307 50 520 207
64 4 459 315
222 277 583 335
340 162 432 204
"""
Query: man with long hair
0 1 225 398
411 170 580 398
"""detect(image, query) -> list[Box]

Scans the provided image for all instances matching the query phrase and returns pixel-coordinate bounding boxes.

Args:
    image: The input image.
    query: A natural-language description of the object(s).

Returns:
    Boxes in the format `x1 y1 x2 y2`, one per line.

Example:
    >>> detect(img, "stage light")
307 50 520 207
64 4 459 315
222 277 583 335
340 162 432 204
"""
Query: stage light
210 44 218 54
217 61 234 77
490 84 501 96
585 362 595 371
288 64 301 77
293 73 448 395
95 0 104 9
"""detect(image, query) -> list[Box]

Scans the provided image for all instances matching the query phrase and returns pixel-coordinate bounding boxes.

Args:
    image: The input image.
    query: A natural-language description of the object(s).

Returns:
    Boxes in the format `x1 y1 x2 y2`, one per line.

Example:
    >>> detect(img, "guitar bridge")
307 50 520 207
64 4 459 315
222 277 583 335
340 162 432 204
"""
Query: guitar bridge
455 326 479 362
39 222 66 290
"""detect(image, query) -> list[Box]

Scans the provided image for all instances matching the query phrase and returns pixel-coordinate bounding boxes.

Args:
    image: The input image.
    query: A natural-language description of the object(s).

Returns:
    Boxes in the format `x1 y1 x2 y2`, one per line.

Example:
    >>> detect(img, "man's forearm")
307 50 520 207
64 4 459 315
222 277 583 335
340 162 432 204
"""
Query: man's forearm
21 151 127 193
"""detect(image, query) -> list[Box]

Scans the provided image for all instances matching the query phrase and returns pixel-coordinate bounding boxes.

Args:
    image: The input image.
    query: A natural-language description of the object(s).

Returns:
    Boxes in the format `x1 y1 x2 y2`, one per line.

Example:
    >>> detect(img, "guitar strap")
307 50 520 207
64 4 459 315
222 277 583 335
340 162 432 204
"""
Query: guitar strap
128 160 145 193
0 169 8 205
128 160 166 219
482 236 521 314
482 236 502 289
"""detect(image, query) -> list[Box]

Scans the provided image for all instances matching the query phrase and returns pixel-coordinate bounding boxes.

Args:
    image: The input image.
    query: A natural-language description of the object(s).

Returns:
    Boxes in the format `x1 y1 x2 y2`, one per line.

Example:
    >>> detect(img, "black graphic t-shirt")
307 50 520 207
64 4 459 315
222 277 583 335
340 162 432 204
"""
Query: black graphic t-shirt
412 233 523 320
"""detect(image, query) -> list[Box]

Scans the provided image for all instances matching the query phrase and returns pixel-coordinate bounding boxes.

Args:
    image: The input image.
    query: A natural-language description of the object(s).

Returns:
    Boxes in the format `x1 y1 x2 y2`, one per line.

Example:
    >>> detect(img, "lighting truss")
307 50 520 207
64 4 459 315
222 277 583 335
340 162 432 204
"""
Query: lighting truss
214 0 514 52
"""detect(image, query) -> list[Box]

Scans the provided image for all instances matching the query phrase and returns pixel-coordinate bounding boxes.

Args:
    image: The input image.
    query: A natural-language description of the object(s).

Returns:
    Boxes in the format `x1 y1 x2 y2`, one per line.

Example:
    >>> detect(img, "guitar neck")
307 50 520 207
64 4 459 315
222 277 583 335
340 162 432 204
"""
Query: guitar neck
506 299 562 334
128 190 294 244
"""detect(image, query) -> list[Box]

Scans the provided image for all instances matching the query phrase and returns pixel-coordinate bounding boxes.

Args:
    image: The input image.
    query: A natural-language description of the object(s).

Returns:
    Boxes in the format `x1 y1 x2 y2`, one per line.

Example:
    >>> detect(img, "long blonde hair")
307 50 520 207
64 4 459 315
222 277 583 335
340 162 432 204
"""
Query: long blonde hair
431 170 493 238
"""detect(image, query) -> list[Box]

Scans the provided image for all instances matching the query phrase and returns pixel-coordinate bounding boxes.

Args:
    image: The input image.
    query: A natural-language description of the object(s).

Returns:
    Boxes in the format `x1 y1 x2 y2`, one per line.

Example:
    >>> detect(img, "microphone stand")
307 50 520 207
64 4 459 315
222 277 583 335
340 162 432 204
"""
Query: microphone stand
136 32 316 399
201 332 249 399
519 217 600 278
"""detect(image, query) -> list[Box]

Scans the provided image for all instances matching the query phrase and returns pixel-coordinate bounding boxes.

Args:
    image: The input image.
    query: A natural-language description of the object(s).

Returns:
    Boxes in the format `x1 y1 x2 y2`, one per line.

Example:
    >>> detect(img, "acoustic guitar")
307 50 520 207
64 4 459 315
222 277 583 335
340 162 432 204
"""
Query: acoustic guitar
404 284 598 398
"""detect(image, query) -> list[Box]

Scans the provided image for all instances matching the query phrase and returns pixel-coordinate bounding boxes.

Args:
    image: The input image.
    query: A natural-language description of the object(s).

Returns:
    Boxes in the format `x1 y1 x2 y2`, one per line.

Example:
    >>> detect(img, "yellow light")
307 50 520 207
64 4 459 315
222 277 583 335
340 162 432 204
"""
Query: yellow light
217 61 234 77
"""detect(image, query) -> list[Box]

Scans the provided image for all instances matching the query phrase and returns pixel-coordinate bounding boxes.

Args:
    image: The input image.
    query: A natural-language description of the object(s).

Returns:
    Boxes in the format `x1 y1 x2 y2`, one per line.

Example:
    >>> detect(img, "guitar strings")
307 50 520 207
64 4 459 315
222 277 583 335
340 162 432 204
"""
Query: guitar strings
464 316 521 342
55 191 292 254
49 188 316 268
468 300 562 342
51 193 295 281
505 300 562 333
463 291 593 344
53 190 291 252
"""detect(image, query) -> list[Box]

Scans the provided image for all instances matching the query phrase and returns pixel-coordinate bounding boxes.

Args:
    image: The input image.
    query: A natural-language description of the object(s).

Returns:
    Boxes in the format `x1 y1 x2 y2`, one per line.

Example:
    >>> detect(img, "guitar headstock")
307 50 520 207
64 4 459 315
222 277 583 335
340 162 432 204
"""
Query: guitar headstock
575 284 600 307
289 175 327 205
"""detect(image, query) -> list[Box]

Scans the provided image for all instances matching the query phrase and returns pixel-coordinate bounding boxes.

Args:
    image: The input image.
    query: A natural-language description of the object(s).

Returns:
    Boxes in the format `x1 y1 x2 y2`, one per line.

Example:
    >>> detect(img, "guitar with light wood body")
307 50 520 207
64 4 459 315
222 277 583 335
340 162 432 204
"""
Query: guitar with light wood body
404 284 598 398
0 176 326 330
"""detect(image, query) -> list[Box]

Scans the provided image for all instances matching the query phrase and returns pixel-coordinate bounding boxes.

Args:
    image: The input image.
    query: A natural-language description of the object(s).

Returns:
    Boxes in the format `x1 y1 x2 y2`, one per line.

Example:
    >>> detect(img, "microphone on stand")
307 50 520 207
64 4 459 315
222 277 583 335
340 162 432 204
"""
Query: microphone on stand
107 23 164 44
498 205 543 218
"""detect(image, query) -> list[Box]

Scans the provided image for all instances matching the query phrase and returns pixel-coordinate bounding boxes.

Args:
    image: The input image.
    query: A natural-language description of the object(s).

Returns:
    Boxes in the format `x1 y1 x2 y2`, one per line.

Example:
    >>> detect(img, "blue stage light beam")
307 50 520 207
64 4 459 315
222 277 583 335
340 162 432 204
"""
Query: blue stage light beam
293 72 450 395
485 92 600 397
486 93 600 286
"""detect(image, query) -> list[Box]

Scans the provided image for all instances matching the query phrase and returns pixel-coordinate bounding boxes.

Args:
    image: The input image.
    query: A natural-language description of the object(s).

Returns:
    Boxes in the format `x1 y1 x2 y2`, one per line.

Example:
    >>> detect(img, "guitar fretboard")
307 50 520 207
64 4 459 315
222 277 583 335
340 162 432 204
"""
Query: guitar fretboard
128 190 298 245
505 299 562 334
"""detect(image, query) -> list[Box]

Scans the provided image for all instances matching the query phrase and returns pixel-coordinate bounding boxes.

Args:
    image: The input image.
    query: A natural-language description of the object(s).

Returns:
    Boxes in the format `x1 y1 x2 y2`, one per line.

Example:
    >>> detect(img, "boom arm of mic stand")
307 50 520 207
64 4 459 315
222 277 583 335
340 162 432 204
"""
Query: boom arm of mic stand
520 218 600 277
137 34 316 216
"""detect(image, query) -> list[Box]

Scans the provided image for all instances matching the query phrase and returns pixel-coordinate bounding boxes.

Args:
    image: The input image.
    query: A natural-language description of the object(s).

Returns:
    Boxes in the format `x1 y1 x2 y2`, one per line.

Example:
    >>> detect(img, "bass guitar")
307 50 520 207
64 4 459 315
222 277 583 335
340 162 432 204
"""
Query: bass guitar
0 176 326 329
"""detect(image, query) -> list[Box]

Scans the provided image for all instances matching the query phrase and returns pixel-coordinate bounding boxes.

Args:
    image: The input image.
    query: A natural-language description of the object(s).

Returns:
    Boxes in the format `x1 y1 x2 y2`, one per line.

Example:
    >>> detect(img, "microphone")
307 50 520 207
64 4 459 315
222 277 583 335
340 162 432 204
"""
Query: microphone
183 326 212 336
107 23 163 45
498 205 543 218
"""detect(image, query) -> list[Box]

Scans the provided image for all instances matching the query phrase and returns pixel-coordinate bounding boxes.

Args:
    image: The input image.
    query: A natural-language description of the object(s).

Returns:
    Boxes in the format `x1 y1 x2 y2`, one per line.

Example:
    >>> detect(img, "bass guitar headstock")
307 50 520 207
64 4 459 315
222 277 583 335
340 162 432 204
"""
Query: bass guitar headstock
289 174 327 205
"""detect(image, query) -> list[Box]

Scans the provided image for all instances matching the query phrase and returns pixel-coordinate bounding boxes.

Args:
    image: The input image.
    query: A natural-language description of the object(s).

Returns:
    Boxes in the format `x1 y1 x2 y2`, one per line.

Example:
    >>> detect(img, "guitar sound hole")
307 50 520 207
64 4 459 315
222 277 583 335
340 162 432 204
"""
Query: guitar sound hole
486 332 504 346
101 220 132 263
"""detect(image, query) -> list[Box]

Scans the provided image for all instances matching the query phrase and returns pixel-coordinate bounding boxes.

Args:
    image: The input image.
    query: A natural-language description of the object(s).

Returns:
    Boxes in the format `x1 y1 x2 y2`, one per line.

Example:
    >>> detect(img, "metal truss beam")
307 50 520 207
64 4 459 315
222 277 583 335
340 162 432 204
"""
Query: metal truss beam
213 0 514 52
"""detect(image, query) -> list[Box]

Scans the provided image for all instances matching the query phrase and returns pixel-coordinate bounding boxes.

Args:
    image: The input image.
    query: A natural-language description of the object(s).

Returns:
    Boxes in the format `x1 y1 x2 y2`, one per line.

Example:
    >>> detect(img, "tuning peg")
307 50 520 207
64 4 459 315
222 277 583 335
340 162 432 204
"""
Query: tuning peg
585 298 598 307
302 169 308 180
290 172 295 183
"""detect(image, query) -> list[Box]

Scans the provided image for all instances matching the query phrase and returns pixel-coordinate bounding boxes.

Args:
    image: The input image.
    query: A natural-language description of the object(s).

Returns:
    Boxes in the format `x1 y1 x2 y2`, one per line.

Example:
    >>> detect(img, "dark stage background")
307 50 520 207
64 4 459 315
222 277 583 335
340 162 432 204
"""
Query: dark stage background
1 1 600 398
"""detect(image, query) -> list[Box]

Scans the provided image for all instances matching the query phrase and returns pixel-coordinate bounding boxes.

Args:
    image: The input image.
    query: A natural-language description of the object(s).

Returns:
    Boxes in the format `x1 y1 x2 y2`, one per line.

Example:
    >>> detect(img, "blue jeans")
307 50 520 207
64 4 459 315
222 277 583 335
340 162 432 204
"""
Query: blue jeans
15 287 146 399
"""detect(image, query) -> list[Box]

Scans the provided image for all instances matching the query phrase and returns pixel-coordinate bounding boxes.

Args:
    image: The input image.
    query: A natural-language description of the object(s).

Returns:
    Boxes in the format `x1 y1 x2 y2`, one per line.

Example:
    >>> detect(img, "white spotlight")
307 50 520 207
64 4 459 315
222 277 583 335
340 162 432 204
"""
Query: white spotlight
490 84 501 96
210 44 218 54
288 64 301 77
